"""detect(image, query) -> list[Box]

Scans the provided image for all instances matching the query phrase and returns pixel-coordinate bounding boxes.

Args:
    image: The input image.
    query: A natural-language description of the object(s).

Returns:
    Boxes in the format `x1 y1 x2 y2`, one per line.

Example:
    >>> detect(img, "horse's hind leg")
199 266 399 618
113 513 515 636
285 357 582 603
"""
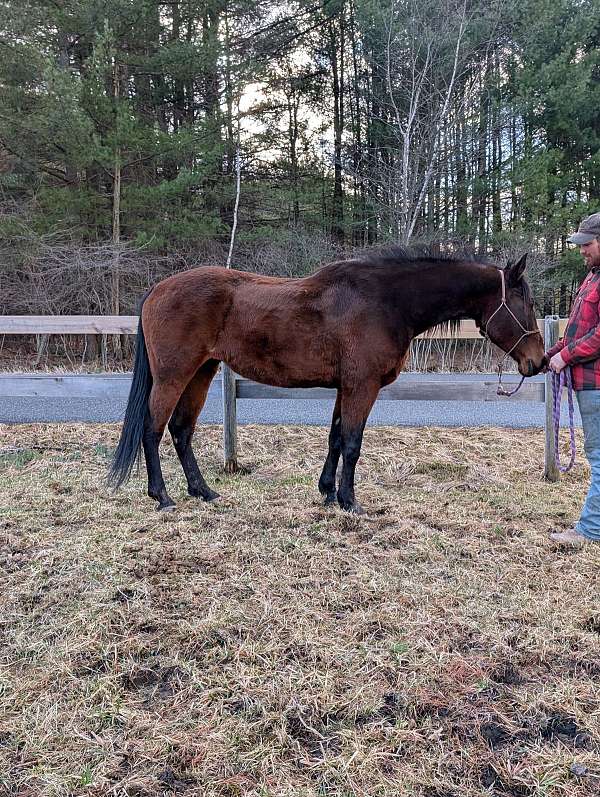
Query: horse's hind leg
143 380 187 511
168 359 220 501
318 391 341 505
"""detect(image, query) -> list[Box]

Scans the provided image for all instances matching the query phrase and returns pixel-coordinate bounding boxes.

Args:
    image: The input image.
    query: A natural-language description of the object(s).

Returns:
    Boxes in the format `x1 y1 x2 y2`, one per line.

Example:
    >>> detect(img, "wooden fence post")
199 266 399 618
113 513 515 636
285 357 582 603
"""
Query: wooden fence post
544 315 560 482
221 135 242 474
222 365 238 473
34 333 49 367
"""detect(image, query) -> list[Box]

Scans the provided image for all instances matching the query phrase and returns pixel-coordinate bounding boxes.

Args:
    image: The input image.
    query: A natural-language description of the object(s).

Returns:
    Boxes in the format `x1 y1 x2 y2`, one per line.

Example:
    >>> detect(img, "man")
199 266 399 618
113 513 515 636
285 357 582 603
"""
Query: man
547 212 600 544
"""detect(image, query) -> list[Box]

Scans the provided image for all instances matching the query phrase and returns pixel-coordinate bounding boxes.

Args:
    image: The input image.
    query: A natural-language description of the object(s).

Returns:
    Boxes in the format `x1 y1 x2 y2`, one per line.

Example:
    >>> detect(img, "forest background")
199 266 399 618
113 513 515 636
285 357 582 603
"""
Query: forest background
0 0 599 329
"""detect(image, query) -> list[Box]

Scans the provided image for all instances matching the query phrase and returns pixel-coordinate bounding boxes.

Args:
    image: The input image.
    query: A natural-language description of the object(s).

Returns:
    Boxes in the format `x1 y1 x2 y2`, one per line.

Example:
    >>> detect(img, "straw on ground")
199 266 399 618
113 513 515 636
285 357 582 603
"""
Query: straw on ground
1 424 599 796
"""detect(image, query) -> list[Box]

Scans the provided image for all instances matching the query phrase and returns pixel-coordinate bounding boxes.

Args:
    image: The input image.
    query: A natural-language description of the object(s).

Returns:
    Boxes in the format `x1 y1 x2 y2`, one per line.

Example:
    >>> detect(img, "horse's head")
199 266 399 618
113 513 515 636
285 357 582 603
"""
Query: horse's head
480 254 547 377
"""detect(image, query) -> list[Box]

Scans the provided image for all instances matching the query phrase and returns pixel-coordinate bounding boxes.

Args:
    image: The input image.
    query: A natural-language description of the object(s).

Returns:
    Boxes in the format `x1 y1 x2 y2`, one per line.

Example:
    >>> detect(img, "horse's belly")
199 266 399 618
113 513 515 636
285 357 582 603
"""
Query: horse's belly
214 305 338 388
216 339 336 388
225 358 336 389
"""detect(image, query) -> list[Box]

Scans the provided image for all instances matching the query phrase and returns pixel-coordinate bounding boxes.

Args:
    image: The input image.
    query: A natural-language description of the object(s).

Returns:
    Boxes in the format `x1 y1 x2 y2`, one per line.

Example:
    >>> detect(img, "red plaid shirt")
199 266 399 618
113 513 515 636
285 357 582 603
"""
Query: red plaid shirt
547 268 600 390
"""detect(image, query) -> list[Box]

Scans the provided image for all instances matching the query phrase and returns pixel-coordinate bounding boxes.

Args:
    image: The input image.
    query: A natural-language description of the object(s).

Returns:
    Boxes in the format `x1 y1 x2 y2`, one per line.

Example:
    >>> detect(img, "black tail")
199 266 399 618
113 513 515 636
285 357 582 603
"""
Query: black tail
107 295 153 489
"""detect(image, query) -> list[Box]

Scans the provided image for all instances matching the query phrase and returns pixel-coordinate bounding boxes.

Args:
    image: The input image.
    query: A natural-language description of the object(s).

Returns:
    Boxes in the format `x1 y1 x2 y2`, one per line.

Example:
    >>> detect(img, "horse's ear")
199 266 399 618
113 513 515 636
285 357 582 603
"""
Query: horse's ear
506 253 527 286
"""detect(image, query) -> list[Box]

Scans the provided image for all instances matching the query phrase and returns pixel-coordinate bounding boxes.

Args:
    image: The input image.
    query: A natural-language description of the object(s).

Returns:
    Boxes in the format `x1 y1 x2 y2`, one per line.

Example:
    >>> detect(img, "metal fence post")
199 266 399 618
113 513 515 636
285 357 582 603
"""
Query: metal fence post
544 315 560 482
222 363 238 473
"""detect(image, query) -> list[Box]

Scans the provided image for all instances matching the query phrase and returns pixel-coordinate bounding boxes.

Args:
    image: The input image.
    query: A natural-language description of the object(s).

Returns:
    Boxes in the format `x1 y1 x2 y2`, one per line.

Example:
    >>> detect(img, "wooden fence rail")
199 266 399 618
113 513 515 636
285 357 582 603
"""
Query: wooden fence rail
0 316 568 337
0 315 566 481
0 371 544 402
0 316 139 335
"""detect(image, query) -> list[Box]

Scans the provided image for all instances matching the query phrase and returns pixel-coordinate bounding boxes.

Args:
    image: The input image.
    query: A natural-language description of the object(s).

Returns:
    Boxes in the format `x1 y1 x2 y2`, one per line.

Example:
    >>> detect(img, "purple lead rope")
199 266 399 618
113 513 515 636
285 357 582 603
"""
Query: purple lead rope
552 368 576 473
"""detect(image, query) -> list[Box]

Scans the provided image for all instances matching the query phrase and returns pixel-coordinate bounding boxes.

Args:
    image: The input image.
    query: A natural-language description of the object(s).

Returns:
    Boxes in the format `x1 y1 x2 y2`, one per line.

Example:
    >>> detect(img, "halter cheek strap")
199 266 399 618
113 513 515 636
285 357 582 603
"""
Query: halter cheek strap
481 269 542 396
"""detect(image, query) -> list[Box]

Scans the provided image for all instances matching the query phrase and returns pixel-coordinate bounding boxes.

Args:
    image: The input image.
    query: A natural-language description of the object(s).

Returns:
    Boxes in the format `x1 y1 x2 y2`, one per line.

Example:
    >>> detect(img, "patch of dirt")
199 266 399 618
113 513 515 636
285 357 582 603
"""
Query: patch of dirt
480 765 535 796
541 713 593 749
480 722 506 748
581 616 600 634
156 766 197 793
489 662 524 685
285 709 342 758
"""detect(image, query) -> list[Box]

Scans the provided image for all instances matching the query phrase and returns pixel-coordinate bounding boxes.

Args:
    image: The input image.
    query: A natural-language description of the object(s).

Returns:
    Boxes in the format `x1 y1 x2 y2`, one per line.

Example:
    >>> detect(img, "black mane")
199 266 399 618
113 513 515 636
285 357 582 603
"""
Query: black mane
355 243 496 269
313 245 491 339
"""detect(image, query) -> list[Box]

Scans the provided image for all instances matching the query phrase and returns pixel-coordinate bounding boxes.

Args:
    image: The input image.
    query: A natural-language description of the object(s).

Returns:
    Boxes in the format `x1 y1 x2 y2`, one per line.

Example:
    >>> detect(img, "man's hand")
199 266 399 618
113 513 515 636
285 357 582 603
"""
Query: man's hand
548 351 567 373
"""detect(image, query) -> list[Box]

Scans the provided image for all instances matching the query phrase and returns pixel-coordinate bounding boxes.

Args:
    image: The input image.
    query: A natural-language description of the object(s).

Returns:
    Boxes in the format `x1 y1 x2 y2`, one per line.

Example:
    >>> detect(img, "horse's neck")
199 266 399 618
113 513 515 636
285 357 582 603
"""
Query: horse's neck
407 262 499 335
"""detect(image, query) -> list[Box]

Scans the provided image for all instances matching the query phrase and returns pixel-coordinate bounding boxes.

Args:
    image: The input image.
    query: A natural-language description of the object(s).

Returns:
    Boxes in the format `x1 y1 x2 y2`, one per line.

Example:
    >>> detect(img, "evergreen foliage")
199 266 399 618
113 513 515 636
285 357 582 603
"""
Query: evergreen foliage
0 0 598 312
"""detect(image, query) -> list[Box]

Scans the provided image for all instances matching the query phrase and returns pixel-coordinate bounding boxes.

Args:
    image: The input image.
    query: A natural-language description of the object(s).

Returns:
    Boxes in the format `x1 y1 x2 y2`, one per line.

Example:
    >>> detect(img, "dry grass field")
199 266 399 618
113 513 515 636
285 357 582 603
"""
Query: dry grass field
1 423 599 797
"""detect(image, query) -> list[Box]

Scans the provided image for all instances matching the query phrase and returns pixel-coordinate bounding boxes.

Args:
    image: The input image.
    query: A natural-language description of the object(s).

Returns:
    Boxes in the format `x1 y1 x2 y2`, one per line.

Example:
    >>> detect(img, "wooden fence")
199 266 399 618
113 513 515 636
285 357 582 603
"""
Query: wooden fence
0 316 568 337
0 315 567 481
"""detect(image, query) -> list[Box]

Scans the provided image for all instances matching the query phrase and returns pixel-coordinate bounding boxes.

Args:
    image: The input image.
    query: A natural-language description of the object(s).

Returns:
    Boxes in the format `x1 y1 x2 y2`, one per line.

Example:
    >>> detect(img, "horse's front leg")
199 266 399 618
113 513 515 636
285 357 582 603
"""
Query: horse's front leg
318 392 341 505
337 382 380 513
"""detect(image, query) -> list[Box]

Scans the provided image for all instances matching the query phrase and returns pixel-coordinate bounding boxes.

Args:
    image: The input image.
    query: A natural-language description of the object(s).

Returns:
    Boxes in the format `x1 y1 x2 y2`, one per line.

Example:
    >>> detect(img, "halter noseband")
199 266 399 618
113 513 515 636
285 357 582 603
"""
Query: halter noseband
481 269 542 396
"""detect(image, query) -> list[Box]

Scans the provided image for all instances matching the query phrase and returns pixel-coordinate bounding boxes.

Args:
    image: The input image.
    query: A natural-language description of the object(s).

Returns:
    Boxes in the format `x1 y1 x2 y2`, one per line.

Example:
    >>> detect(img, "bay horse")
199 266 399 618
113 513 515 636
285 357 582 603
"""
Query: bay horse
108 247 546 513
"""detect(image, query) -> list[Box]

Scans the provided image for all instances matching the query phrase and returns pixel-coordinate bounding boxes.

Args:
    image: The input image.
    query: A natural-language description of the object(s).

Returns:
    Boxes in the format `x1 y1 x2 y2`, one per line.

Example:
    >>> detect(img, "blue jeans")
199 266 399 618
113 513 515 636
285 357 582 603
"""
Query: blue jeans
575 389 600 541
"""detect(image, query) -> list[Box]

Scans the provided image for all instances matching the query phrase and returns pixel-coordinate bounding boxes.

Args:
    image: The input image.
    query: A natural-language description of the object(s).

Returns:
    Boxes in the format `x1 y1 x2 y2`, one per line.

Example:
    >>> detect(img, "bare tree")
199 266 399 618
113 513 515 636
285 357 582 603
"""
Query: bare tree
369 0 489 242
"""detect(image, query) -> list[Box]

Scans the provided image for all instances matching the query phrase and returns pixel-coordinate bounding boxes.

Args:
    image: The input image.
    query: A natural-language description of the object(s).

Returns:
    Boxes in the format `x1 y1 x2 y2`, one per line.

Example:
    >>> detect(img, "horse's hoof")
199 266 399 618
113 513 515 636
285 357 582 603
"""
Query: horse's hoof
157 503 176 513
323 492 337 506
189 489 221 502
188 486 221 502
340 501 364 515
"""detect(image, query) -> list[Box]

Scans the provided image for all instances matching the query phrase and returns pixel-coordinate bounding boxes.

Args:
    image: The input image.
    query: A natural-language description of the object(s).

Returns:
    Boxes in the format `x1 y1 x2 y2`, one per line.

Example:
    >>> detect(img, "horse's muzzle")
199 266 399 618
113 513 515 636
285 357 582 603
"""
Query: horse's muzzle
519 357 546 376
522 356 547 377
